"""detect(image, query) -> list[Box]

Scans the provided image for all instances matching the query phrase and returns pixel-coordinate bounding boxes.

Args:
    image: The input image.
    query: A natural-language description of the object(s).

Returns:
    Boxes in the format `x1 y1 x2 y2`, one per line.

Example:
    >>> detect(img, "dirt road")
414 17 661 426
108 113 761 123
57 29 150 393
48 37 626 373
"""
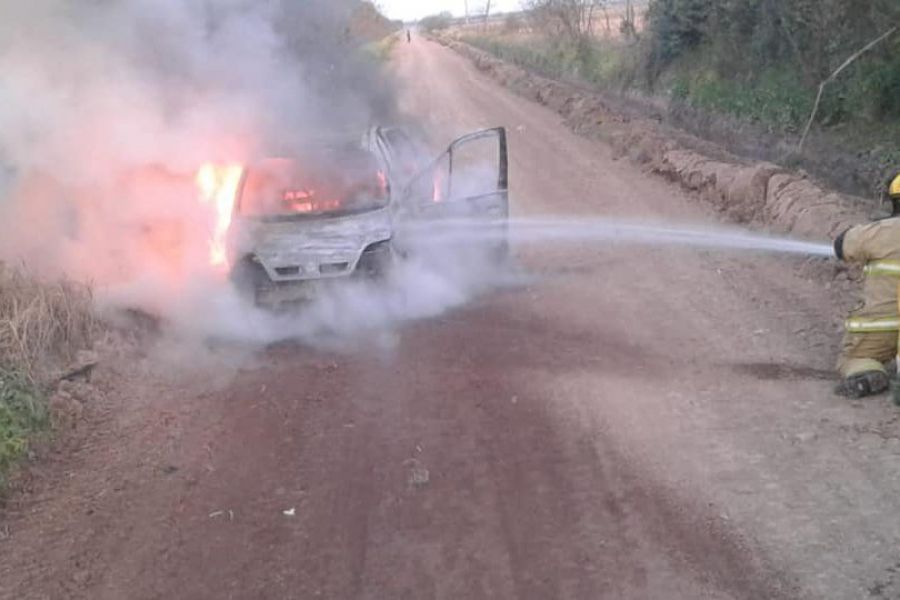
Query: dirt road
4 36 900 600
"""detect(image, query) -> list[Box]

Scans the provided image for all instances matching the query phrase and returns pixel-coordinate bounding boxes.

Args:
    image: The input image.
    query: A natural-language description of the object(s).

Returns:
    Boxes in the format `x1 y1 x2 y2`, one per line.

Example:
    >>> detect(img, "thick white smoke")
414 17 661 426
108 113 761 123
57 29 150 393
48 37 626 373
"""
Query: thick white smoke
110 250 518 343
0 0 511 347
0 1 391 177
0 0 393 271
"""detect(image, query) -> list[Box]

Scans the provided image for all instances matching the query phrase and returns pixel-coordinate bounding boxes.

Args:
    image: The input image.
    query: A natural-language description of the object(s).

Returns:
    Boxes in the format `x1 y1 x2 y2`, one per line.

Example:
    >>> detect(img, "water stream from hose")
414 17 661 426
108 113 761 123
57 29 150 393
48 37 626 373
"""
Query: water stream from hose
401 217 835 258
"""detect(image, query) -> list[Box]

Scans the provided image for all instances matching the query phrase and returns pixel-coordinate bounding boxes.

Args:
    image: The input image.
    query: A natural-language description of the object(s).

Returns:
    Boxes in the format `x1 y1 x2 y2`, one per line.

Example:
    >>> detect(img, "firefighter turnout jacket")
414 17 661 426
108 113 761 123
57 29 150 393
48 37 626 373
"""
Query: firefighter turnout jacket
835 217 900 376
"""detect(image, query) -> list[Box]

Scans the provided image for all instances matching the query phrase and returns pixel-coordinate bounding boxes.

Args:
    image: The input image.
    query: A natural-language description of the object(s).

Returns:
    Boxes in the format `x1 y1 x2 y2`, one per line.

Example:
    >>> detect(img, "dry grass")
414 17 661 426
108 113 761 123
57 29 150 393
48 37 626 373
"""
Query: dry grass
0 263 97 488
0 263 97 384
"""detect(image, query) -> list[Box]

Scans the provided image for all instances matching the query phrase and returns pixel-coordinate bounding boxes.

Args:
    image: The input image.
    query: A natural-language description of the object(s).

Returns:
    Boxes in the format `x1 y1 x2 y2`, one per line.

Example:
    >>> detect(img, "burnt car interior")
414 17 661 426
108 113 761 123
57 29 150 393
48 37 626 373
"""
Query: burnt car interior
237 149 389 221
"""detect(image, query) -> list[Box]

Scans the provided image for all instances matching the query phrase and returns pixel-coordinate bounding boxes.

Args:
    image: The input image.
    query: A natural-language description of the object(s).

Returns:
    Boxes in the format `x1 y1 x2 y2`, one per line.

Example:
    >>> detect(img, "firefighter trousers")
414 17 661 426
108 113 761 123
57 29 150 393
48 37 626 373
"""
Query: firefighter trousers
837 330 896 378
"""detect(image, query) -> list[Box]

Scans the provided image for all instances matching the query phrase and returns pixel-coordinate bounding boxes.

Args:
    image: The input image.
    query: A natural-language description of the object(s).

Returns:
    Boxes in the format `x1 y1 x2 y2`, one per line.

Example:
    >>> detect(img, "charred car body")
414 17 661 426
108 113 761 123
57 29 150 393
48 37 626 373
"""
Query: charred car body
226 127 509 304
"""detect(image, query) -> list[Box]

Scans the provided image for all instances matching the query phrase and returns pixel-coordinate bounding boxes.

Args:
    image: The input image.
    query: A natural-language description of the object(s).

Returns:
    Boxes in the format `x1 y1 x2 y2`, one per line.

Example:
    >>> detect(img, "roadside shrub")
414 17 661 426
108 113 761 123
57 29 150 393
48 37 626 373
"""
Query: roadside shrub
643 0 900 126
420 12 453 32
644 0 711 74
0 370 47 488
0 264 96 488
669 65 813 132
851 43 900 120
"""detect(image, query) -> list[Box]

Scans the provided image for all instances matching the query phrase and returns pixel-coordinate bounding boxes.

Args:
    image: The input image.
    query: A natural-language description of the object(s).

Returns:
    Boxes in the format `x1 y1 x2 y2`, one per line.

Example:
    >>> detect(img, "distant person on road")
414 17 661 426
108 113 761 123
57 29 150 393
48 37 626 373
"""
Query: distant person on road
407 29 411 43
833 172 900 398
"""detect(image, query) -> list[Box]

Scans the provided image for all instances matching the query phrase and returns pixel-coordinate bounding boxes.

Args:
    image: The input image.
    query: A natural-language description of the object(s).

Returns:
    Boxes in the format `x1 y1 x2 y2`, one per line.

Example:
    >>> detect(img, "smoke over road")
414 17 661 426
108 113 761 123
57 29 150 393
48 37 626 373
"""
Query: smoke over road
0 0 487 344
0 1 395 177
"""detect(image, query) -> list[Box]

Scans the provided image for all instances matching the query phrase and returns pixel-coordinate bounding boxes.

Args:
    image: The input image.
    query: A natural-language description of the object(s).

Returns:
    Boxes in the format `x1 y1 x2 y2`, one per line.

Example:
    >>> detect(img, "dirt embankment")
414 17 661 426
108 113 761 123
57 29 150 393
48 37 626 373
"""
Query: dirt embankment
438 37 870 246
349 1 401 44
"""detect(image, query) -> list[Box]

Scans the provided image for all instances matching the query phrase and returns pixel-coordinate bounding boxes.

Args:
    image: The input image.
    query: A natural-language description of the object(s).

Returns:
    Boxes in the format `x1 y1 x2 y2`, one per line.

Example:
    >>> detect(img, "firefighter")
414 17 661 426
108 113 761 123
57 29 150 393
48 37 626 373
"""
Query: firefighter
833 172 900 398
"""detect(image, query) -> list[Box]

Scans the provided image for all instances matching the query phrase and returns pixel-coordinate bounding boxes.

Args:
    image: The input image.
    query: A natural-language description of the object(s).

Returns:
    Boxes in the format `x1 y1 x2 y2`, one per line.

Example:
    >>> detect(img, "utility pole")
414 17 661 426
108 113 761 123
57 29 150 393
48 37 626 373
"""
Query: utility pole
464 0 470 24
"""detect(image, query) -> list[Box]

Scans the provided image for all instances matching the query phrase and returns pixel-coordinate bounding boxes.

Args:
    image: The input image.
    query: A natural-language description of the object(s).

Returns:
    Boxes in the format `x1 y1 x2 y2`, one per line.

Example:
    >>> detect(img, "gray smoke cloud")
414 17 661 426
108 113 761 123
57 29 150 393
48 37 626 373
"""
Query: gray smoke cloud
0 0 395 171
0 0 396 280
0 0 519 350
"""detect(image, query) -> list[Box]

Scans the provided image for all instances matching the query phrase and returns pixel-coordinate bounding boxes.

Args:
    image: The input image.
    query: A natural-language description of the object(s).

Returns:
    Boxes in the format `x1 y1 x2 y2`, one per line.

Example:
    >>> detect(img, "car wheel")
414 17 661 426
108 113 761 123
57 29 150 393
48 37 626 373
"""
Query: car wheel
230 256 270 303
357 240 395 280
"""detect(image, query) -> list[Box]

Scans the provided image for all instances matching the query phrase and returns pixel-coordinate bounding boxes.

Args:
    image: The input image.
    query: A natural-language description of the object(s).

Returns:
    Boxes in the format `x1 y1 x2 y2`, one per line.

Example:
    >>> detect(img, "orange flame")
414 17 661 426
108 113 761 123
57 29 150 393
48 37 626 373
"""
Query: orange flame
196 163 244 269
433 171 443 203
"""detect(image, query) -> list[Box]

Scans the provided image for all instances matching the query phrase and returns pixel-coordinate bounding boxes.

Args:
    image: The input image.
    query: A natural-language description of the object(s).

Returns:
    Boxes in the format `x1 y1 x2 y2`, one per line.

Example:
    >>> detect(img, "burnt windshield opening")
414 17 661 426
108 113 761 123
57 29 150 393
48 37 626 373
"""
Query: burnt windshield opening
237 147 388 221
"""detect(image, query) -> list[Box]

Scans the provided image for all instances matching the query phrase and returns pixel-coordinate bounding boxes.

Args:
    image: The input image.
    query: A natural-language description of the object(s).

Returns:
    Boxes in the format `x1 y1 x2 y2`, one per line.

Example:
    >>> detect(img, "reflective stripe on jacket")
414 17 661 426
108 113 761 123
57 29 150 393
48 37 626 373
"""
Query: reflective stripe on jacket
839 218 900 331
864 260 900 277
845 316 900 333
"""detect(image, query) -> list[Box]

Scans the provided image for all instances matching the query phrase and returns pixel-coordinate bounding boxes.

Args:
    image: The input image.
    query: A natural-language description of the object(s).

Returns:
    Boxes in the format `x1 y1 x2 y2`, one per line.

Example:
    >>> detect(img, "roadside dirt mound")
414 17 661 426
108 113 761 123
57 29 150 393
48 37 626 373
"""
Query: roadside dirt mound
439 37 871 246
642 148 860 241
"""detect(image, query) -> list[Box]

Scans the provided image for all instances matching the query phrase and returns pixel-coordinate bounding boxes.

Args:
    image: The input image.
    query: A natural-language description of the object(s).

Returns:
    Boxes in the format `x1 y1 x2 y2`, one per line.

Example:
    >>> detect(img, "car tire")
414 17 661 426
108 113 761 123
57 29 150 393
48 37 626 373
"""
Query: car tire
230 256 270 304
357 240 395 280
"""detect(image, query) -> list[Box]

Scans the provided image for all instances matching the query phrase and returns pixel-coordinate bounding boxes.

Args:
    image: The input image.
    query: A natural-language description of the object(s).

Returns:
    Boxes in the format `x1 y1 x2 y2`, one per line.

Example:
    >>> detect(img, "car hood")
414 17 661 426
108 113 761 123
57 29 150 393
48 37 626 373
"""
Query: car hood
230 207 393 281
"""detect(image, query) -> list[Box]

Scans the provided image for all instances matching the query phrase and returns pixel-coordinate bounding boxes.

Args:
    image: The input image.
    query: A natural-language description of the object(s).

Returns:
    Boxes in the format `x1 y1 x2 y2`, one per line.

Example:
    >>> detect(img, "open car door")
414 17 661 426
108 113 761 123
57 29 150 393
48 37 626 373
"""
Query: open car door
397 127 509 257
400 127 508 220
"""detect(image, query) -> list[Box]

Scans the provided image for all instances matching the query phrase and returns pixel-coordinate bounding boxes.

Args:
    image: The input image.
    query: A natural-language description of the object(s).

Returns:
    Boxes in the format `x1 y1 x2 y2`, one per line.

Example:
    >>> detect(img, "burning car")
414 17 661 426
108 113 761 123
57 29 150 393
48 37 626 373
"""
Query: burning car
214 126 509 305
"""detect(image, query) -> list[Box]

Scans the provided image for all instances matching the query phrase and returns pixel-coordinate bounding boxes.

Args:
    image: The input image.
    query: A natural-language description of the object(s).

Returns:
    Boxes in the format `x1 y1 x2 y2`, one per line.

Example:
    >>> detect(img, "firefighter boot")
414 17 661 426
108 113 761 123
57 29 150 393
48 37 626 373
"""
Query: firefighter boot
835 370 890 399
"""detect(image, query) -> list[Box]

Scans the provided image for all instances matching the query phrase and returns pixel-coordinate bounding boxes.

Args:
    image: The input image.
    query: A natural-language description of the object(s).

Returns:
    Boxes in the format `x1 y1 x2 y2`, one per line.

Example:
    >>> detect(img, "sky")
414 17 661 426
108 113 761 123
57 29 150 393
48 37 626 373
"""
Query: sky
379 0 523 21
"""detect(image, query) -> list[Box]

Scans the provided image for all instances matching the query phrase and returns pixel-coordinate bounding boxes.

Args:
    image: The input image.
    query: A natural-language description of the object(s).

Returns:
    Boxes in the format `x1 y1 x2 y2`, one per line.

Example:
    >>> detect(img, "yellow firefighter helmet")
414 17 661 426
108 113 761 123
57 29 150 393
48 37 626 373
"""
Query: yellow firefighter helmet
890 173 900 199
882 172 900 216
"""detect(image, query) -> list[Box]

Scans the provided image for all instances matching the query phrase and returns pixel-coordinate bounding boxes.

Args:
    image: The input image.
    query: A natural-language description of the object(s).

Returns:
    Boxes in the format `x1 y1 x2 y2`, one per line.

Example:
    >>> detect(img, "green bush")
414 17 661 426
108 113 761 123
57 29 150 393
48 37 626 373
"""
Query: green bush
668 65 814 132
643 0 900 128
852 43 900 120
645 0 712 69
0 371 47 488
